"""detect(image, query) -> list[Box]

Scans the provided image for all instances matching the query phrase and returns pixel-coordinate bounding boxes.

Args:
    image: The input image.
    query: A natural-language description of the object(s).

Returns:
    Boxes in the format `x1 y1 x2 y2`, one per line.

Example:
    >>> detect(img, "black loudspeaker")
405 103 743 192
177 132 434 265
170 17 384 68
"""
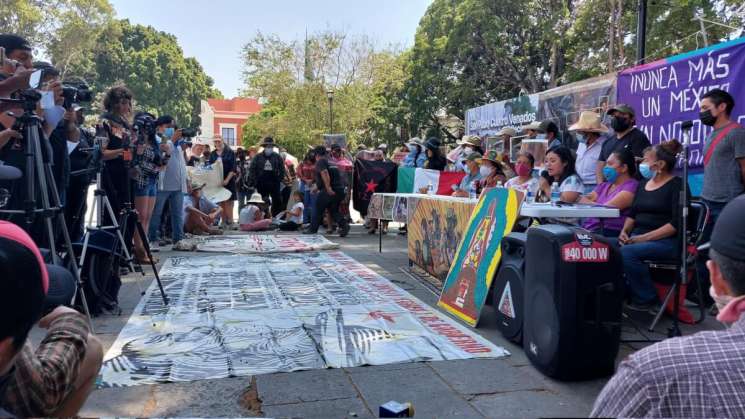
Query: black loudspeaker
523 225 623 380
493 232 527 343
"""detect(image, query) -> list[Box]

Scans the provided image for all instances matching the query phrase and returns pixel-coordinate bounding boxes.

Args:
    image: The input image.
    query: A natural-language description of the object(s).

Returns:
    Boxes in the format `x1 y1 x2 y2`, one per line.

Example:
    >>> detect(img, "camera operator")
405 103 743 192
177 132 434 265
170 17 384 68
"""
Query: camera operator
99 86 134 223
130 112 162 263
149 115 188 248
53 106 92 242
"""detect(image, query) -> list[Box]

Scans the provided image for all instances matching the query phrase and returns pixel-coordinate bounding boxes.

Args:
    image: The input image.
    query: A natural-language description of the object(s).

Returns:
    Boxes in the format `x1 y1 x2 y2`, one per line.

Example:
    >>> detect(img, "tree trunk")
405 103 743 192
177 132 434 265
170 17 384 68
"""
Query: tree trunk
608 0 616 72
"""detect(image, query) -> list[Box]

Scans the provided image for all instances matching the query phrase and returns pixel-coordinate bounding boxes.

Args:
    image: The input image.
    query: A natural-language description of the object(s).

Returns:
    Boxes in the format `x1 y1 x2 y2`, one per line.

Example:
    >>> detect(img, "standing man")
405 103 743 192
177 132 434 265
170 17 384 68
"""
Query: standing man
698 89 745 298
149 116 188 247
304 145 349 237
570 111 609 194
249 137 286 216
596 104 650 182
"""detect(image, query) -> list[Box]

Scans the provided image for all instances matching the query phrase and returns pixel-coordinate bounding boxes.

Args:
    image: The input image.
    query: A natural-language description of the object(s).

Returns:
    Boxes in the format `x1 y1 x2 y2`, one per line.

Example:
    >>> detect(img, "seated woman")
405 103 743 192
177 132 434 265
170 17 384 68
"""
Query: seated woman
239 192 273 232
580 149 638 238
537 146 584 203
183 181 223 236
476 150 508 192
275 190 305 231
504 151 538 195
619 140 688 311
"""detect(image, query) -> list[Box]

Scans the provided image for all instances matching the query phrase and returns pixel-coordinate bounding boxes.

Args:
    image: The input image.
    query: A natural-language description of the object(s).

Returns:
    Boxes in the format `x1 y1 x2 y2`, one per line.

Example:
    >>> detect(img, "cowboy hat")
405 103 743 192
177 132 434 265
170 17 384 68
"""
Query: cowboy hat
496 127 517 137
458 135 481 148
203 185 232 203
261 137 277 146
479 149 502 165
568 111 609 133
247 191 265 205
524 121 542 131
190 180 206 191
406 137 423 147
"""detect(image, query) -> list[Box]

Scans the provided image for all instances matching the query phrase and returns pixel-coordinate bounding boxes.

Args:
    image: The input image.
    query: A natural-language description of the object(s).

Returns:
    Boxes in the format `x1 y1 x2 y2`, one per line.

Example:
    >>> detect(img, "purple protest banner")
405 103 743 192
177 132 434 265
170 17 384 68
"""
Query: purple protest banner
617 37 745 195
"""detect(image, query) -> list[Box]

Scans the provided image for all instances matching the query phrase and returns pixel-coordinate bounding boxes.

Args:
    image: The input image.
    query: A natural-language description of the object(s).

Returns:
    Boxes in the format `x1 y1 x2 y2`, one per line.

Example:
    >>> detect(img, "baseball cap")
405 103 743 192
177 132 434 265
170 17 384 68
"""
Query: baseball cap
606 104 636 117
0 221 49 294
463 152 483 163
699 196 745 261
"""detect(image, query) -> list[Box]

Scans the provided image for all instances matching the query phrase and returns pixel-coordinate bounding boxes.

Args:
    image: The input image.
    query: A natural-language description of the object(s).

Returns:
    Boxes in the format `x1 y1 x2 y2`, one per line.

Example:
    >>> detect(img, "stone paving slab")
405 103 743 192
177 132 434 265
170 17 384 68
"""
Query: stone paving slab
257 369 358 406
261 397 374 419
470 389 585 418
428 359 547 395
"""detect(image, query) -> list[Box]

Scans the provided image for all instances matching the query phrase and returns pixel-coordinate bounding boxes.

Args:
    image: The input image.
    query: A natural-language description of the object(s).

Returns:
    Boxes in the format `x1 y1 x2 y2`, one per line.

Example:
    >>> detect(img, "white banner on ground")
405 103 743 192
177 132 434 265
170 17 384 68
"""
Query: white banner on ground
100 252 508 387
175 234 340 254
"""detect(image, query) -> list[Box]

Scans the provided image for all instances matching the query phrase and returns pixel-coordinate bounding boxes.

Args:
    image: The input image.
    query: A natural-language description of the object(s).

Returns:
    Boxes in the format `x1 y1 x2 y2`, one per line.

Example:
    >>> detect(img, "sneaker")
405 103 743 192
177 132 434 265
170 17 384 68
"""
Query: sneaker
339 224 350 238
302 229 318 235
149 242 161 252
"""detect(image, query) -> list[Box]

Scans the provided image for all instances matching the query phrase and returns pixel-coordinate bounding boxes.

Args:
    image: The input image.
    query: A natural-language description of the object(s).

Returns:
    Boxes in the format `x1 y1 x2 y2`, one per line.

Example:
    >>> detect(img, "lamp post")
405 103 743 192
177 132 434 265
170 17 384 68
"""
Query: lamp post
326 89 334 134
636 0 648 64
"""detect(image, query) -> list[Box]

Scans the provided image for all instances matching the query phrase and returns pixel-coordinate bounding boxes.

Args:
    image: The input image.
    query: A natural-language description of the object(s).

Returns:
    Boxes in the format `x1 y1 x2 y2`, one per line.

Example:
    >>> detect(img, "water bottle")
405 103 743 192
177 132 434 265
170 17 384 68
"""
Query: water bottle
427 181 434 195
550 182 560 203
526 187 535 204
469 183 477 199
496 181 503 188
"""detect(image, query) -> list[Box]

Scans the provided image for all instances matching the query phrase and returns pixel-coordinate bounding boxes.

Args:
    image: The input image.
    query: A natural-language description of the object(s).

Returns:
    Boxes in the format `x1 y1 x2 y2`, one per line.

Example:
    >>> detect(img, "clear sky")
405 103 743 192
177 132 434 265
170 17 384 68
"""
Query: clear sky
109 0 433 98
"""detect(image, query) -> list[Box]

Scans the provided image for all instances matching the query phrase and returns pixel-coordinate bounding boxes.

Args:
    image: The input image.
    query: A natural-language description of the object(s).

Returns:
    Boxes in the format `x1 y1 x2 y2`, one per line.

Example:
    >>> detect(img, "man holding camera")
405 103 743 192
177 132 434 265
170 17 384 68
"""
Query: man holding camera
149 116 189 247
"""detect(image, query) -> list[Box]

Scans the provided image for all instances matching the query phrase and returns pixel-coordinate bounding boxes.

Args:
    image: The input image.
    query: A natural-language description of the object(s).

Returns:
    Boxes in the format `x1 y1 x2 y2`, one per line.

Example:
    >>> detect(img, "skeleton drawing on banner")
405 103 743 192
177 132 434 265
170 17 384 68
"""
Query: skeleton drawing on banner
445 207 461 265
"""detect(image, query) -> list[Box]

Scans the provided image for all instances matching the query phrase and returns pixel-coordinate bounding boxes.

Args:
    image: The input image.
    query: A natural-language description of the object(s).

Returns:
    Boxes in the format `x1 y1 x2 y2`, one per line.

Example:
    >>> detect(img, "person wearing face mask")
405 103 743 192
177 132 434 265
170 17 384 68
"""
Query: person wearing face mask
580 149 638 238
592 195 745 418
477 150 508 191
570 111 608 194
618 140 689 311
452 136 482 173
696 89 745 304
505 151 538 194
248 137 286 217
402 138 426 168
148 116 188 248
596 104 650 182
538 120 561 150
451 152 484 197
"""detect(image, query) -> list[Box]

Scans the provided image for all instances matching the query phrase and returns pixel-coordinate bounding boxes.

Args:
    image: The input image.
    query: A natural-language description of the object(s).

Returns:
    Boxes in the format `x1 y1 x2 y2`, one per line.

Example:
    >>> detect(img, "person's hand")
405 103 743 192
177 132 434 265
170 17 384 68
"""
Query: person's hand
43 80 63 105
38 306 81 328
618 230 631 245
62 109 76 122
173 129 183 141
0 128 22 148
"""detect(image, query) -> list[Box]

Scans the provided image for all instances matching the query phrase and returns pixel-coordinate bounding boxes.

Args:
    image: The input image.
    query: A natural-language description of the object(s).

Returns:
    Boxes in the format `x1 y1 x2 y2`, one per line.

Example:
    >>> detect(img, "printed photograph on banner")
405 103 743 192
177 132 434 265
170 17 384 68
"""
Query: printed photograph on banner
100 252 508 387
174 234 339 253
407 197 476 282
393 196 408 222
438 188 522 327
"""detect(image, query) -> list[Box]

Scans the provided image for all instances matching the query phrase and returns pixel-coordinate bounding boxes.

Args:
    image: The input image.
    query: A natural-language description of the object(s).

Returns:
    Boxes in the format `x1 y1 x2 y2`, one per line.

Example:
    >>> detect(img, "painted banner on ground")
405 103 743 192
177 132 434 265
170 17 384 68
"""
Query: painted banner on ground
617 37 745 195
407 195 477 281
438 188 521 327
396 167 466 195
100 252 508 387
352 159 398 217
173 234 340 253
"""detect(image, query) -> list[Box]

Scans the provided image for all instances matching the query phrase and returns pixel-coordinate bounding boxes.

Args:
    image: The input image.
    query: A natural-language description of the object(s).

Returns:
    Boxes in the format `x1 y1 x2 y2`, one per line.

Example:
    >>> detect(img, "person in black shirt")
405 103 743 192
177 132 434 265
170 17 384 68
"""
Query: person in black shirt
304 145 349 237
619 140 689 310
424 137 447 171
100 86 134 223
248 137 286 217
597 104 650 182
60 108 92 242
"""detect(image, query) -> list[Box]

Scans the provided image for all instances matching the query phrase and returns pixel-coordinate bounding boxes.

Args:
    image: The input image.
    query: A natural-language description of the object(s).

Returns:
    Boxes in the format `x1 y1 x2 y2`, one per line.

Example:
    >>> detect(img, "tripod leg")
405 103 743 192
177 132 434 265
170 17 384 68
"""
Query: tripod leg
135 220 168 305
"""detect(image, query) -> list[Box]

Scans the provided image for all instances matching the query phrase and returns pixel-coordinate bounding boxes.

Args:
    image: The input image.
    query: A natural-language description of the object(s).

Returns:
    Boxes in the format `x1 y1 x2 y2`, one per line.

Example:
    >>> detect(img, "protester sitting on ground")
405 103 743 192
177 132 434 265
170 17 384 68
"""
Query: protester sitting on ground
592 195 745 418
618 140 688 311
239 192 273 232
0 221 103 417
183 181 222 236
477 150 508 192
570 111 608 194
580 149 638 238
423 137 447 171
537 146 584 203
504 151 539 195
597 104 651 182
452 152 484 197
273 190 304 231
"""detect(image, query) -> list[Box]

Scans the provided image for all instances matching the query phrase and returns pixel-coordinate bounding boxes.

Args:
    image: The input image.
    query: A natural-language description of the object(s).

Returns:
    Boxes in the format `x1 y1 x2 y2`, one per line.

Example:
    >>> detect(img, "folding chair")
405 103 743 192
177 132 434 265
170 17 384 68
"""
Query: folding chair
644 200 710 333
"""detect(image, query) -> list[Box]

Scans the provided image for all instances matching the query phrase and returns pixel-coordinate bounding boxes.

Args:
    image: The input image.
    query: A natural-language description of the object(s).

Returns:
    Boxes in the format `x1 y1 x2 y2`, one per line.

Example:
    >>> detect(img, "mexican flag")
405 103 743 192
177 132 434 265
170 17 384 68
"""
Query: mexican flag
397 167 466 195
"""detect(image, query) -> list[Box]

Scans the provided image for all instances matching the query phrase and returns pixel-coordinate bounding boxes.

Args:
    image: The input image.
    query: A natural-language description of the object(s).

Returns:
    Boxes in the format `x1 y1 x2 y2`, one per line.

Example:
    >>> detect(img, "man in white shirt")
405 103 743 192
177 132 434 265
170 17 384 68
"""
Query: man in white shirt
569 111 609 194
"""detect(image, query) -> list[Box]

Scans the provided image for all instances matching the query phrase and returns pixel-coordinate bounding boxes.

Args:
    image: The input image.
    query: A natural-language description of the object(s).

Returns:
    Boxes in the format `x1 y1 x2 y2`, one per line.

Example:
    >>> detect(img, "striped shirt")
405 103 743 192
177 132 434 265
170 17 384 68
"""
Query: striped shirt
0 312 90 416
592 316 745 417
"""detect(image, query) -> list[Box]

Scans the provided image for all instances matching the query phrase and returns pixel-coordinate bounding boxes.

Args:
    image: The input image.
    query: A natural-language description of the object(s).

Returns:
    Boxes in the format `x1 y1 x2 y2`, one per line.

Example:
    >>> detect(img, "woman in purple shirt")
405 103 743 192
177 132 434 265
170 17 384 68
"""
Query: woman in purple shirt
580 149 638 237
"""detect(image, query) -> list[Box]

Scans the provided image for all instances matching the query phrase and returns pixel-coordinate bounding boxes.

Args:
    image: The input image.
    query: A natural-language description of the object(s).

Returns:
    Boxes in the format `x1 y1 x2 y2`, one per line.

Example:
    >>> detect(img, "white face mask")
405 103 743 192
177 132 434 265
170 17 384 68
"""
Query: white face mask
464 146 475 154
479 165 493 177
710 285 733 313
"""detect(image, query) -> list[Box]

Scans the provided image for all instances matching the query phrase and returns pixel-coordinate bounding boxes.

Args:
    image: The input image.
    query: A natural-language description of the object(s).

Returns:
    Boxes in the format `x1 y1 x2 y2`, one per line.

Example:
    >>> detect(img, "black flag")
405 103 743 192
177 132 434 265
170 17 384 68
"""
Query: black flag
353 159 398 216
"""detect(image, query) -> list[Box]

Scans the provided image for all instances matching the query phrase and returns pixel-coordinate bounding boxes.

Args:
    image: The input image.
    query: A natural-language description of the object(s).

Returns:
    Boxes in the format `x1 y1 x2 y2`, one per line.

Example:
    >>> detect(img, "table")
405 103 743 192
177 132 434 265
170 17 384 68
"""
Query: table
519 203 620 219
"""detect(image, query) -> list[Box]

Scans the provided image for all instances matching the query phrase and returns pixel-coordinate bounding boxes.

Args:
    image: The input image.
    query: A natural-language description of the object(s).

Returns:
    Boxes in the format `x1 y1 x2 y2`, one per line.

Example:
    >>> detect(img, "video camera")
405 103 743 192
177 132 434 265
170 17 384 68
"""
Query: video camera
61 82 92 110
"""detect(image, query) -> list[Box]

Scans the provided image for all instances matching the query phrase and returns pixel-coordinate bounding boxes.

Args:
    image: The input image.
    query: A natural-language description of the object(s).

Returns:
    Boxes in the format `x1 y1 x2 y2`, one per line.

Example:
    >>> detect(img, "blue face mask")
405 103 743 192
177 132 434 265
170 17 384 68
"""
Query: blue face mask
639 163 655 179
602 165 619 183
535 133 547 140
576 133 587 144
164 127 175 139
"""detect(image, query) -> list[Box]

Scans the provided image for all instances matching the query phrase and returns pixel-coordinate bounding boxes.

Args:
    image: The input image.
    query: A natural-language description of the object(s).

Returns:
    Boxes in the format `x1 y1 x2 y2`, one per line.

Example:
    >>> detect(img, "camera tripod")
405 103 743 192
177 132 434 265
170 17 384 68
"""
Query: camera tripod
0 93 94 325
76 156 168 306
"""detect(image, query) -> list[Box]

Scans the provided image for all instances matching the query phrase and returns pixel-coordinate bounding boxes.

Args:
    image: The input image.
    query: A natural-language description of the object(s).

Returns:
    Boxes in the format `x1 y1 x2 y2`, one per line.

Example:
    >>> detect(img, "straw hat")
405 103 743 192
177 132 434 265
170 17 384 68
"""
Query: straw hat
479 150 501 164
524 121 542 131
458 135 481 148
247 191 265 204
496 127 517 137
568 111 609 133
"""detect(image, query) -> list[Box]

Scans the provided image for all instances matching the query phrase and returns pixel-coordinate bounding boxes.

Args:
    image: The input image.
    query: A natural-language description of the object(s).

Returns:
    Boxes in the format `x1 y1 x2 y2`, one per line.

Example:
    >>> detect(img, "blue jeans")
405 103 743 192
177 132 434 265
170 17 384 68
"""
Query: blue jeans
621 237 677 304
149 190 184 243
303 187 317 225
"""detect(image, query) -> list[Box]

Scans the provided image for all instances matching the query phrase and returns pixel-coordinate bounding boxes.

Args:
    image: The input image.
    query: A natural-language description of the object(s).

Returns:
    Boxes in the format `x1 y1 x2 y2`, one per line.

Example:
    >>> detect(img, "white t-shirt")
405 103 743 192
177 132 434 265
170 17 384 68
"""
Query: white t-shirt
239 205 261 225
559 174 585 194
288 202 304 224
504 176 539 195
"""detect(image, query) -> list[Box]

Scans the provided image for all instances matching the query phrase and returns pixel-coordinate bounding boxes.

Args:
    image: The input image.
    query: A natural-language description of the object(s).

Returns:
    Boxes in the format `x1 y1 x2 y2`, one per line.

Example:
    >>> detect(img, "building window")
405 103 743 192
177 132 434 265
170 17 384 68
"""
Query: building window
221 127 236 146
